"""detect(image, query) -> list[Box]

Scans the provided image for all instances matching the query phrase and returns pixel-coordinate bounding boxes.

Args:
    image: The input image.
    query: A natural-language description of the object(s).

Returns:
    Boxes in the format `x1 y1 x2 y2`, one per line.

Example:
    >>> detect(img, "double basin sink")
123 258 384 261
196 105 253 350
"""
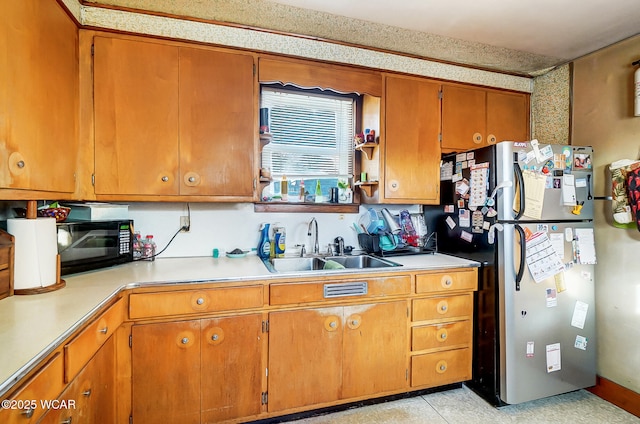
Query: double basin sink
263 254 401 273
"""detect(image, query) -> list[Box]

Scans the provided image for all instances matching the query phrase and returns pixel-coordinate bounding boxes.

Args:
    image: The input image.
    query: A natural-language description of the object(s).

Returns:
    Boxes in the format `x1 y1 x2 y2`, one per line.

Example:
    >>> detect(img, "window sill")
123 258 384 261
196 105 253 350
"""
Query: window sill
254 202 360 213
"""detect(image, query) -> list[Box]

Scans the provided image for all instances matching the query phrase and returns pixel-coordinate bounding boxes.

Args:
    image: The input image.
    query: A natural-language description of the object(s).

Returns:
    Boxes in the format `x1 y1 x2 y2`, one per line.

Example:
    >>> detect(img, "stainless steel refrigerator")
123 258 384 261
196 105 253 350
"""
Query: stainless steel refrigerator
424 141 596 405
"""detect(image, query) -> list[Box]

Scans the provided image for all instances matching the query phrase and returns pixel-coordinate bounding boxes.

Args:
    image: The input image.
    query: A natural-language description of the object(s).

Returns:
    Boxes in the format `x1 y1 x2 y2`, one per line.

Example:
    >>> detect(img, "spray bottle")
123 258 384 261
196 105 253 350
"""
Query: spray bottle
257 223 271 260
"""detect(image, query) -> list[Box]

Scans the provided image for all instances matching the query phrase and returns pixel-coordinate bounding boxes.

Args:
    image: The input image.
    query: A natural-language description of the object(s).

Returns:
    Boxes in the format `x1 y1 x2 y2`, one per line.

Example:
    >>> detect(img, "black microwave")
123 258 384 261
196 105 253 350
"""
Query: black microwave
57 220 134 275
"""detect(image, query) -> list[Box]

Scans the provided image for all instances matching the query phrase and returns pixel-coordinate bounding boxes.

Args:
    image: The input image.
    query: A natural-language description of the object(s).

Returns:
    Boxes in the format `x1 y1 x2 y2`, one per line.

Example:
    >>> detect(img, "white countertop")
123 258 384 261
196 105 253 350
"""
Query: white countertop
0 253 477 397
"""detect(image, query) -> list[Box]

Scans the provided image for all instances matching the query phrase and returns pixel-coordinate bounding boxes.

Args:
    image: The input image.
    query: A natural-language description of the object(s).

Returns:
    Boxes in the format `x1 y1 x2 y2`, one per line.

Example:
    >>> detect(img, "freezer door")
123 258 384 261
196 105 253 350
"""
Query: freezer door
498 222 596 404
496 142 594 221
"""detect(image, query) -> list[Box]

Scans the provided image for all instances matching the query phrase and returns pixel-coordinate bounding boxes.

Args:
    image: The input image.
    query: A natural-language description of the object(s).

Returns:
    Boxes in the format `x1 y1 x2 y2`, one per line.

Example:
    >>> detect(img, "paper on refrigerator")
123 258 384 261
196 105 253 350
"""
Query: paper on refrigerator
525 232 565 283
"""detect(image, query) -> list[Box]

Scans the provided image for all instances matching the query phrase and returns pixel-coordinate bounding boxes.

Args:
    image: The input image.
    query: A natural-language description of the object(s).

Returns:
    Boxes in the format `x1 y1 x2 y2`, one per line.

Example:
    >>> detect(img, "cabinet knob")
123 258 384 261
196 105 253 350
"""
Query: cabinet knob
83 389 92 397
329 321 337 328
437 300 449 314
473 132 483 144
441 333 447 339
351 320 359 326
161 176 169 182
62 418 73 424
17 160 25 169
436 360 448 374
98 327 108 334
211 334 219 341
21 407 35 418
196 298 204 305
188 176 196 183
181 337 189 344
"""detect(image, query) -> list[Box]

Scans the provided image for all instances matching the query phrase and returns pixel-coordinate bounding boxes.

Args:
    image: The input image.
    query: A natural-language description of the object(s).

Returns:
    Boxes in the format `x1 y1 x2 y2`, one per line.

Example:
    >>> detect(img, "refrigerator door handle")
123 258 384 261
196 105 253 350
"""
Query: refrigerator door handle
515 224 526 291
514 161 525 220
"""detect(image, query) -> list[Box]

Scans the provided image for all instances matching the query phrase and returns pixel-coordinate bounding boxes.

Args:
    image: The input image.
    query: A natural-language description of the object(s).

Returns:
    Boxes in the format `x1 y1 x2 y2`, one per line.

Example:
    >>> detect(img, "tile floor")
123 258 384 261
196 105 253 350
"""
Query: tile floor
288 385 640 423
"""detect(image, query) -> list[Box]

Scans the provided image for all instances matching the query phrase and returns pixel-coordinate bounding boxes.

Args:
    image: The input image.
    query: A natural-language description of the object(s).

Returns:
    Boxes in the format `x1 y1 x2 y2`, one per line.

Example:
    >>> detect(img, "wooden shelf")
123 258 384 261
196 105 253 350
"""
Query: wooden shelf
354 181 378 197
355 142 377 160
254 202 359 213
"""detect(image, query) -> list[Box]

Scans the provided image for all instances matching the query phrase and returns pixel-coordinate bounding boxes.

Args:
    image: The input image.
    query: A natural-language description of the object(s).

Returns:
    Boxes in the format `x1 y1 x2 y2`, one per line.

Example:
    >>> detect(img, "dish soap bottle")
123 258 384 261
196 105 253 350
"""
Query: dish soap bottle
315 180 323 203
281 175 288 201
257 223 271 260
274 226 286 258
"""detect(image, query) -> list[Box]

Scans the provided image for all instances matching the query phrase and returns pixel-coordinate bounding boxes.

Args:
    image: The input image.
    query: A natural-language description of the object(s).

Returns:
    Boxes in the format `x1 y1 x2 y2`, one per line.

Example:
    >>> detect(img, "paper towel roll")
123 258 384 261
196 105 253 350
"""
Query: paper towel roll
7 218 58 290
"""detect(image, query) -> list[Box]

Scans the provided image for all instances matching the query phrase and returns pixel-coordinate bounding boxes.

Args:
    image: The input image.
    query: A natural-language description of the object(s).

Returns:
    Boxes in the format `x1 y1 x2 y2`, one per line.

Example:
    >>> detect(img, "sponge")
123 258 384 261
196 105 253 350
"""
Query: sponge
323 259 345 270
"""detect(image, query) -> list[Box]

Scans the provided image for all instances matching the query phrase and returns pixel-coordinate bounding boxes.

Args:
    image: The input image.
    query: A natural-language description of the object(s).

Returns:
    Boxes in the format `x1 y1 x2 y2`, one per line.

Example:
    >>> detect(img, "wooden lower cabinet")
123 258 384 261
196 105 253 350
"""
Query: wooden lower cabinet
131 314 265 423
267 301 408 412
39 336 117 424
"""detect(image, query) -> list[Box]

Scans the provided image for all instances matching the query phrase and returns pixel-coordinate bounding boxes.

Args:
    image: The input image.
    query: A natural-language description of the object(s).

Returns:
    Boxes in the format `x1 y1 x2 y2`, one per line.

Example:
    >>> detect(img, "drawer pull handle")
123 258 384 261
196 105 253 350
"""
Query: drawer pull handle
98 327 108 334
181 337 189 344
437 299 450 315
21 407 35 418
83 389 92 397
196 298 204 305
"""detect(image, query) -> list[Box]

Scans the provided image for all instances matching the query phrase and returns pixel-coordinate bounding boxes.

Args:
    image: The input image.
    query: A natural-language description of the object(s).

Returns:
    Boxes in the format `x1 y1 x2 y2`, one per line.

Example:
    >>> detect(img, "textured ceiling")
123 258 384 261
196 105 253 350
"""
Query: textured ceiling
86 0 640 75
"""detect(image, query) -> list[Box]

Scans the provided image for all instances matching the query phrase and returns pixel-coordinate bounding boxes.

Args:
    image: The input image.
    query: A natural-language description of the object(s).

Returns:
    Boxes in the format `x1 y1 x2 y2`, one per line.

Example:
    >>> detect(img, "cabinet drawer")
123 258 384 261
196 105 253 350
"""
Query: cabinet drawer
411 348 471 388
270 275 411 305
0 246 10 269
415 270 477 294
129 285 264 319
64 298 124 382
0 269 11 300
412 321 471 352
0 353 64 424
412 294 473 323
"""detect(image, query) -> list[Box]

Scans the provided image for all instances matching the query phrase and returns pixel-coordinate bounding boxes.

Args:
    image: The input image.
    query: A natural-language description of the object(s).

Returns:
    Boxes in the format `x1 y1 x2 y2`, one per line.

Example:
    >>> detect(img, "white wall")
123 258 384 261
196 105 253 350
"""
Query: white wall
128 202 420 258
572 34 640 394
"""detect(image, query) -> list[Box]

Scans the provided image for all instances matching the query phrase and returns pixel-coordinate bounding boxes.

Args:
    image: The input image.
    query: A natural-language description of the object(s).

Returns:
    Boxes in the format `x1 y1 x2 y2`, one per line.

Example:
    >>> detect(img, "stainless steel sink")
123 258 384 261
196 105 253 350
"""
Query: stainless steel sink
324 255 400 269
263 254 401 273
265 256 327 273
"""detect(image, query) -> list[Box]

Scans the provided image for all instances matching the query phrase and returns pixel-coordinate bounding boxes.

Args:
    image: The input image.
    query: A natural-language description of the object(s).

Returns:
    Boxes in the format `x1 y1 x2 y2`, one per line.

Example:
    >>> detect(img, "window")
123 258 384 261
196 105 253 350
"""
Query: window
260 85 356 201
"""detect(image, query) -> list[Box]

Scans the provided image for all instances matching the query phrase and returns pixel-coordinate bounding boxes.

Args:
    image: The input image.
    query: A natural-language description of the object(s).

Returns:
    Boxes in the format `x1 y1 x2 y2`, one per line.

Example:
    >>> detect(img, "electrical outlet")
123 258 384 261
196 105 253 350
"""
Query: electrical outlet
180 216 190 232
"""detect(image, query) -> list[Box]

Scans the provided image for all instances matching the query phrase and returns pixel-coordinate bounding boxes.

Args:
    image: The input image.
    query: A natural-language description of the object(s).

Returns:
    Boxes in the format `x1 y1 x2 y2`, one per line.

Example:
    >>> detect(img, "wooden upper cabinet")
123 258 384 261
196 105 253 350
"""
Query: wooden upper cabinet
179 47 255 197
382 75 441 204
0 0 78 194
486 89 530 144
93 36 180 196
93 35 256 199
442 84 530 152
259 57 382 96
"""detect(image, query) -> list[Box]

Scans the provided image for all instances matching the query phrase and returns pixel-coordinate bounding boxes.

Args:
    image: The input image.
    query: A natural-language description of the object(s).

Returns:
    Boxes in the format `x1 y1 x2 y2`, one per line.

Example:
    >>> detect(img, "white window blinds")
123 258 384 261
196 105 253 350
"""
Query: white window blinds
261 86 355 178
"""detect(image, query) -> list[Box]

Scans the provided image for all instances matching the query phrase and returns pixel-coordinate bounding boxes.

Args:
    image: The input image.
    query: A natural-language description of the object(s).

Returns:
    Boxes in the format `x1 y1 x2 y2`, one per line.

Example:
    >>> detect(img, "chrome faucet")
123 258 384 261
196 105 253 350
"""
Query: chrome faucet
334 236 345 256
307 217 319 255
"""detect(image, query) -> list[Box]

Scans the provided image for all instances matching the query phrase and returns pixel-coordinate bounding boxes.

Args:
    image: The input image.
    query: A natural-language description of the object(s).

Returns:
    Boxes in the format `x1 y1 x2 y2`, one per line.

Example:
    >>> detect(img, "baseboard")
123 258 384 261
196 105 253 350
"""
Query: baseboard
588 375 640 417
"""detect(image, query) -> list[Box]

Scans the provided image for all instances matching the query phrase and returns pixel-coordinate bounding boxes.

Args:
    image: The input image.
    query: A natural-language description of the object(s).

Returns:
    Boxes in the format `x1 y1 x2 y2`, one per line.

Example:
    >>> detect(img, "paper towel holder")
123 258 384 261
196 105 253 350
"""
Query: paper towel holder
12 200 66 295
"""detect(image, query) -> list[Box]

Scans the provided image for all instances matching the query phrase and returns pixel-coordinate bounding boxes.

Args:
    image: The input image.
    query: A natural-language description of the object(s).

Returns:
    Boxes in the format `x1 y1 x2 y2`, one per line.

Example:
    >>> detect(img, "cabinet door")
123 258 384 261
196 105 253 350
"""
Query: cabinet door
132 320 201 424
94 36 180 195
0 0 78 192
342 301 409 398
201 314 265 422
486 90 530 144
441 84 487 151
40 336 116 424
179 47 255 197
267 307 343 412
384 75 441 203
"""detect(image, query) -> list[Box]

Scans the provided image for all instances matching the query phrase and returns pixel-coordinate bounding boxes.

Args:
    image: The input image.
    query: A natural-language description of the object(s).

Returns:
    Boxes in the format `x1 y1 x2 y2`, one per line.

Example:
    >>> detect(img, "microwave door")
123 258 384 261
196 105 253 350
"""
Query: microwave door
59 229 119 262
